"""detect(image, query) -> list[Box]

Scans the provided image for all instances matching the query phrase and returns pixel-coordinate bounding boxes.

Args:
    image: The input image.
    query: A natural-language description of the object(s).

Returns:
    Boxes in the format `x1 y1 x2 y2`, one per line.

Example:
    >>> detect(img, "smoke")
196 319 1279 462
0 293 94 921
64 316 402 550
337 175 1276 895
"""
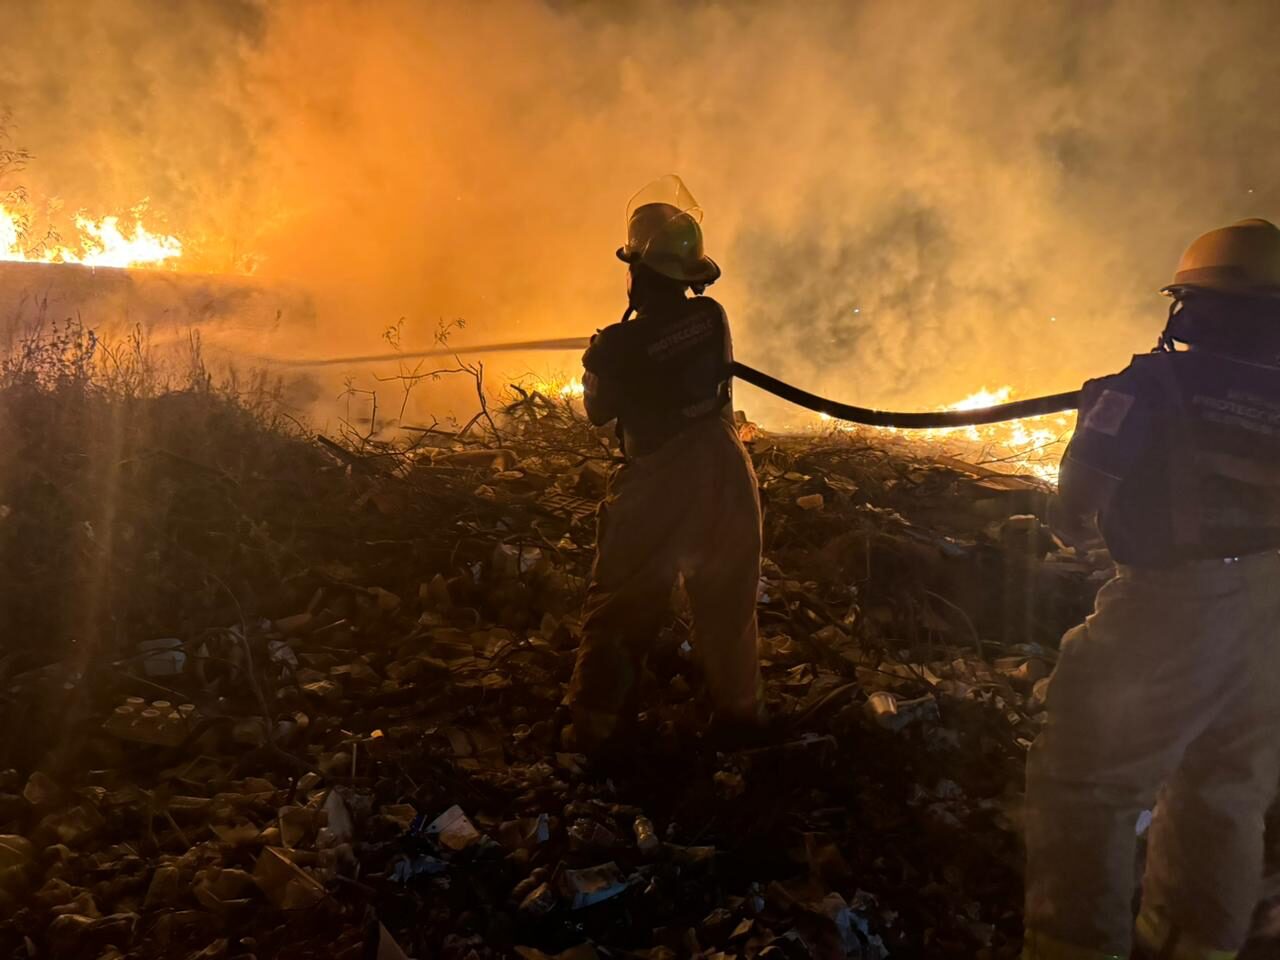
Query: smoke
1 0 1278 426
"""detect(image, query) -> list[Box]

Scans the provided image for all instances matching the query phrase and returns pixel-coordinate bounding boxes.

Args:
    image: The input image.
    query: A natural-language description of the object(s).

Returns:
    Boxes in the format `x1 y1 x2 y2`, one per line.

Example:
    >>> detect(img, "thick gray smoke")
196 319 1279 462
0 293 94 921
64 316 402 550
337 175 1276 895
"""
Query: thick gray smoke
1 0 1278 426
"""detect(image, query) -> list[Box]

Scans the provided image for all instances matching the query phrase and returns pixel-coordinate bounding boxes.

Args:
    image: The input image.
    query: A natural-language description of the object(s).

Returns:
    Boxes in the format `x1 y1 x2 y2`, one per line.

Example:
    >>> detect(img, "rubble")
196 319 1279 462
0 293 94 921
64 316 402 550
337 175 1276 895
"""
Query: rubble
3 348 1276 958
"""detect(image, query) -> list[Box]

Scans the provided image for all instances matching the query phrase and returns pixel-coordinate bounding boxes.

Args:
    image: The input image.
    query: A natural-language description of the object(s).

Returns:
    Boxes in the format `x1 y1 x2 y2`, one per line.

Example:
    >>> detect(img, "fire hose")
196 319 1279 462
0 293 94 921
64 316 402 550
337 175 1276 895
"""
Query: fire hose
249 336 1082 427
729 363 1080 427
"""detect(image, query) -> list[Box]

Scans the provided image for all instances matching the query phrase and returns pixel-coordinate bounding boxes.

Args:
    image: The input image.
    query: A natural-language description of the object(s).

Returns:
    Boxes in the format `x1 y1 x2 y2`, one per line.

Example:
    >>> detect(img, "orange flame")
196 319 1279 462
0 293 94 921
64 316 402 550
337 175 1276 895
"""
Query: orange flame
820 384 1075 481
557 377 585 398
0 202 182 268
526 375 584 399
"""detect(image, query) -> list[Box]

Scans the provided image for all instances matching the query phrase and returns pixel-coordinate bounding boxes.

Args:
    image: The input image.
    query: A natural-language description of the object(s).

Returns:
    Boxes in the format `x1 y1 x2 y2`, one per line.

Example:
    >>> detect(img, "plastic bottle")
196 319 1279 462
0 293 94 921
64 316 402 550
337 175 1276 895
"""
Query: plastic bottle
633 816 660 856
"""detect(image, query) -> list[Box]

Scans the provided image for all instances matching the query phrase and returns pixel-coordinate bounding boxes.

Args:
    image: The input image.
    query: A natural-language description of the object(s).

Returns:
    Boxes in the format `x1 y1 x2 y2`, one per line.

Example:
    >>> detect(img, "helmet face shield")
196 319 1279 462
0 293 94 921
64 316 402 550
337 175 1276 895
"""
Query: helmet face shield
625 174 703 227
618 175 720 285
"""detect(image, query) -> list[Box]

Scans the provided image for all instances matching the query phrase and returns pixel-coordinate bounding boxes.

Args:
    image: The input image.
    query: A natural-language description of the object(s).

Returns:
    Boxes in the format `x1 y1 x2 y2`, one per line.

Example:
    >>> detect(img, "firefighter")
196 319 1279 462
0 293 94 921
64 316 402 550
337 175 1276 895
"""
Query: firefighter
564 175 763 753
1024 218 1280 960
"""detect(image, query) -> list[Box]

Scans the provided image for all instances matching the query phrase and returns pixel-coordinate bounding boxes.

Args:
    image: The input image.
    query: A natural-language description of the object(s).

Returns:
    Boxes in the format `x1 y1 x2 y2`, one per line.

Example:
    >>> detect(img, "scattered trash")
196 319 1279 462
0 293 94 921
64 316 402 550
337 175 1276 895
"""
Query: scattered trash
322 789 354 845
864 691 900 725
102 698 197 747
864 692 940 732
567 818 616 851
389 854 448 883
559 862 630 909
143 865 182 909
252 847 326 910
137 638 187 677
0 374 1108 958
374 922 412 960
494 543 545 578
423 804 481 851
379 803 418 831
519 881 557 916
633 816 660 857
796 493 825 511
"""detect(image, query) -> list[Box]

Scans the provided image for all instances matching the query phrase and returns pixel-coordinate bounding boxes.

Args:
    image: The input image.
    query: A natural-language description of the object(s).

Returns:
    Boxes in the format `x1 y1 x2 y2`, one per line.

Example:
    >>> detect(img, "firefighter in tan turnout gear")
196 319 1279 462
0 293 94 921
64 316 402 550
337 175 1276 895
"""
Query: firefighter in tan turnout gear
564 176 763 753
1024 219 1280 959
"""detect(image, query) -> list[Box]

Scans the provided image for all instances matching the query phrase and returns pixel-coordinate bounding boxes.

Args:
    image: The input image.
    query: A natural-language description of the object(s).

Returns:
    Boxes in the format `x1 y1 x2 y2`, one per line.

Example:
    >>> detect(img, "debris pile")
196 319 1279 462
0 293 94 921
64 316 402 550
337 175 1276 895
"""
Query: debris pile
0 362 1274 958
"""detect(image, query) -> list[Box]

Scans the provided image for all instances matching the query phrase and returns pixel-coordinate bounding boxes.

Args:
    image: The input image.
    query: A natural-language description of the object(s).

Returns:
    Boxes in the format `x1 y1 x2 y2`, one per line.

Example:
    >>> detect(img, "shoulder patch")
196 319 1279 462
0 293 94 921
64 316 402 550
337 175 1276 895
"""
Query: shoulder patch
1080 389 1135 437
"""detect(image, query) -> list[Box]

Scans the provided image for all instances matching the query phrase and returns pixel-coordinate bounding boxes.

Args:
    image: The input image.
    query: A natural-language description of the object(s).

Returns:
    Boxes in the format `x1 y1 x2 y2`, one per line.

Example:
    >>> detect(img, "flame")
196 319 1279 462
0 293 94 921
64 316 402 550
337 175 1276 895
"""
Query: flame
933 386 1074 481
949 385 1013 410
0 202 182 269
557 377 585 398
818 384 1075 482
526 375 584 399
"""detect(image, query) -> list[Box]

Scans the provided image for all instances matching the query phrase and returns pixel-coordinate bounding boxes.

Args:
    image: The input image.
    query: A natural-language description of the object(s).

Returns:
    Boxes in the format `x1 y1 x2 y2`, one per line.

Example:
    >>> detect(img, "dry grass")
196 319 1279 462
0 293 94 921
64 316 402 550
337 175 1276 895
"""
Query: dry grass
0 319 335 670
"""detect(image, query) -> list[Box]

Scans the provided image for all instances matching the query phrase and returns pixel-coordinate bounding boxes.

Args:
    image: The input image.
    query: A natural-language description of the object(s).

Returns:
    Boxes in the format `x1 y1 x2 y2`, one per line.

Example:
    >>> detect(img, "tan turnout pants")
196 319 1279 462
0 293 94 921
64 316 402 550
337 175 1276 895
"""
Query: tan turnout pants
567 415 762 749
1024 551 1280 960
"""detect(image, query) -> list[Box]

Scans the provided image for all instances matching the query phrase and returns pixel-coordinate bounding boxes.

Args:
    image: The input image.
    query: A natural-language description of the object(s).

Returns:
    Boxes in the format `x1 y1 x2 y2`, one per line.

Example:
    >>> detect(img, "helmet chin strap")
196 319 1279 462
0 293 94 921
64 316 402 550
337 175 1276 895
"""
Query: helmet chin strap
1158 298 1184 352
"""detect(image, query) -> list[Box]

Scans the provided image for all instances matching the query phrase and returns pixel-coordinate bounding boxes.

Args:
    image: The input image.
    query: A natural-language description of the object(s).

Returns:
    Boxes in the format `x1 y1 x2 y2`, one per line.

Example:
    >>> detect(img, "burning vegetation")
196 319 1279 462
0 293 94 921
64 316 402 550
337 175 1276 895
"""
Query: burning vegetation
0 132 181 270
0 201 182 269
818 387 1075 483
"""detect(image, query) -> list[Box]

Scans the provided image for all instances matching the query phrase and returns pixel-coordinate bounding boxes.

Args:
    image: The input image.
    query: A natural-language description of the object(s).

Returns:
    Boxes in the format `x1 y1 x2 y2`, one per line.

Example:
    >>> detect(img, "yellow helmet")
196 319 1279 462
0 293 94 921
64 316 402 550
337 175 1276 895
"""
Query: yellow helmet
616 175 721 285
1164 218 1280 298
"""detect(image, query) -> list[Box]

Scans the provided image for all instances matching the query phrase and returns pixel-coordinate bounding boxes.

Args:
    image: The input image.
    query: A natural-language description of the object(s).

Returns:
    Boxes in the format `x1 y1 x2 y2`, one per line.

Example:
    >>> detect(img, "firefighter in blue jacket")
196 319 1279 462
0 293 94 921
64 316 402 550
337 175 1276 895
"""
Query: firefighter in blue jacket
1024 219 1280 959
